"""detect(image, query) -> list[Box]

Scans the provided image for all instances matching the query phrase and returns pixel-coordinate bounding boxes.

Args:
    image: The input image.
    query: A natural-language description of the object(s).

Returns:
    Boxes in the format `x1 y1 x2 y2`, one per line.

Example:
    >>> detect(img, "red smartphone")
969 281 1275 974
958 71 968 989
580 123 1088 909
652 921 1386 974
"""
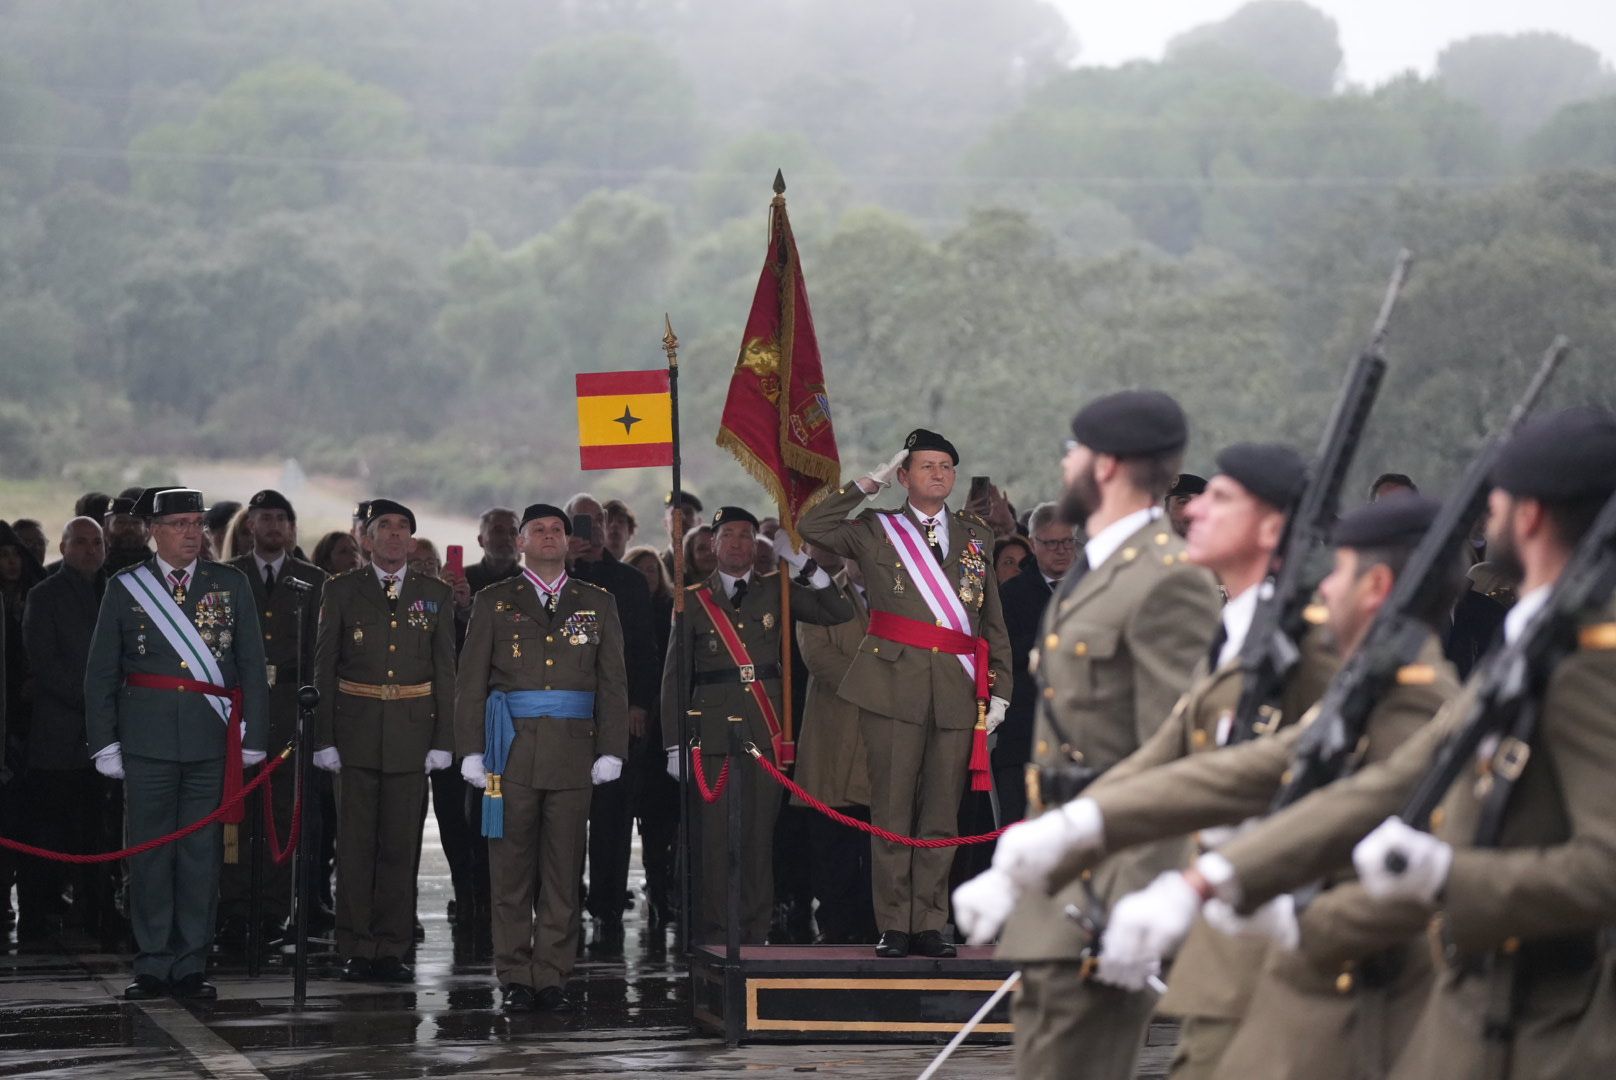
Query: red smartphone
445 544 464 577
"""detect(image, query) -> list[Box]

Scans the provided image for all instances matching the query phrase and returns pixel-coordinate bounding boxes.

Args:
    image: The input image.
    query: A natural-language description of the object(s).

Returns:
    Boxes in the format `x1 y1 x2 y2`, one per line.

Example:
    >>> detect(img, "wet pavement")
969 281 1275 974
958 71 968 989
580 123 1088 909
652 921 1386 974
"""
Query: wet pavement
0 813 1175 1078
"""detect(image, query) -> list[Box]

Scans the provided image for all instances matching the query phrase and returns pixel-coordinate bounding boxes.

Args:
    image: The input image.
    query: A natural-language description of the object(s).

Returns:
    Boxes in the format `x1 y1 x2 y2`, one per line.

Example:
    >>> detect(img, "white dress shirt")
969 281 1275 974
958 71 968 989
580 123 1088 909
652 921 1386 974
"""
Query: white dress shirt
1083 506 1162 572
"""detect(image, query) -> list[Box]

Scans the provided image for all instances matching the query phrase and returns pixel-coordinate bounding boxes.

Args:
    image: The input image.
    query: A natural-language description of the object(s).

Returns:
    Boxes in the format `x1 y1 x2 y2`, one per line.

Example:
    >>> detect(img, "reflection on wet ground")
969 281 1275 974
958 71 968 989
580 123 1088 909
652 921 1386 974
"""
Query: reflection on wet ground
0 820 1172 1077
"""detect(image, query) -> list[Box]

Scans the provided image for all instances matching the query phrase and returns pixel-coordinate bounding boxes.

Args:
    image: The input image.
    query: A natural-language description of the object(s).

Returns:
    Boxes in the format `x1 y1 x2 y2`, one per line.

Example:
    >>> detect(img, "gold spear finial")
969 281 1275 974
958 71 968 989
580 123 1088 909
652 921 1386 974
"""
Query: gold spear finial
662 314 679 368
773 168 786 196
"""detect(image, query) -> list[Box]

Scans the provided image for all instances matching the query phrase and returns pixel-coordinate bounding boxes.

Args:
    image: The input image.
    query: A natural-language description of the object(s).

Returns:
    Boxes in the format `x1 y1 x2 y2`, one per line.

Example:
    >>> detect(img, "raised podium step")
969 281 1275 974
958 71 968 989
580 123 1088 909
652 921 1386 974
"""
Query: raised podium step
690 944 1016 1045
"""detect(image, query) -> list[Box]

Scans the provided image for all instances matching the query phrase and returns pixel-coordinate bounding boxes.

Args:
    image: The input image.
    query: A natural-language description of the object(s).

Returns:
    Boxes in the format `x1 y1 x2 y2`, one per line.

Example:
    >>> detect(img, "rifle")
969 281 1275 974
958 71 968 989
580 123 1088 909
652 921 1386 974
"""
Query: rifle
1271 337 1570 813
1227 251 1409 743
1387 484 1616 863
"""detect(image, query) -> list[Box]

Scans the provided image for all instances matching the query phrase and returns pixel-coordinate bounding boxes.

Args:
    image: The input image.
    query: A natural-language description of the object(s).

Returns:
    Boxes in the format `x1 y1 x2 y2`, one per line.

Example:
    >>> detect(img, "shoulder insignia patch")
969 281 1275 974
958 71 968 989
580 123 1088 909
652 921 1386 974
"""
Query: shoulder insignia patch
1578 623 1616 651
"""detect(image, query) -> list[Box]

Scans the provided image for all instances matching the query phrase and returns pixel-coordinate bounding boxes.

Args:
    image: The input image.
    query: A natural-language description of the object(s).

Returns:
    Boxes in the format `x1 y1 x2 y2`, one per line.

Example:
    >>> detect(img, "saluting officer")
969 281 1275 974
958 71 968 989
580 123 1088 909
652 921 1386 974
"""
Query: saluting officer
797 429 1013 960
312 499 455 983
456 503 628 1013
218 488 326 949
661 506 852 944
85 487 270 1001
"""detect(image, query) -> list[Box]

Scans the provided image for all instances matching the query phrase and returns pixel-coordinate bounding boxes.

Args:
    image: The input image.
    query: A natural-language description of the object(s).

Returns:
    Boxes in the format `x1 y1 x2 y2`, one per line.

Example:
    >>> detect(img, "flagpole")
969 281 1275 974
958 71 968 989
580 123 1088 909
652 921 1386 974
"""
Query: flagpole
664 315 696 957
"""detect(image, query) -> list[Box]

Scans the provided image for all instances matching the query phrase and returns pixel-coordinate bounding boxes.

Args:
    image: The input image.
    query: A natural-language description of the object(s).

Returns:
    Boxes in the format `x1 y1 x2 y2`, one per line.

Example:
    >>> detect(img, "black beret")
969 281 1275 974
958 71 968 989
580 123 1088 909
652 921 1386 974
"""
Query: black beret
519 503 571 534
903 428 959 465
1070 390 1188 457
1332 494 1440 549
711 506 760 532
1215 443 1308 510
364 498 417 534
103 496 138 519
203 500 241 531
1169 473 1208 498
247 489 295 521
1493 407 1616 502
352 499 373 522
664 491 704 512
150 488 208 518
131 485 185 519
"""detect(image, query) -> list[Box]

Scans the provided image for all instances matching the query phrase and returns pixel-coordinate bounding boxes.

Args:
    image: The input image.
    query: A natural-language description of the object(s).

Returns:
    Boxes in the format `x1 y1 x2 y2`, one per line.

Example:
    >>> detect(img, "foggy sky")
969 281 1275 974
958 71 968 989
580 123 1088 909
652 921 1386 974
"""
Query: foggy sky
1053 0 1614 86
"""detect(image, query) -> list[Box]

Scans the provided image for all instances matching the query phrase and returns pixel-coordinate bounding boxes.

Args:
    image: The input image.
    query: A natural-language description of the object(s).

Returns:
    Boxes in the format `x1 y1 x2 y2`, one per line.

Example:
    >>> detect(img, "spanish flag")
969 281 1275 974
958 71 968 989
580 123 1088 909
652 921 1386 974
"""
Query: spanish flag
575 370 673 470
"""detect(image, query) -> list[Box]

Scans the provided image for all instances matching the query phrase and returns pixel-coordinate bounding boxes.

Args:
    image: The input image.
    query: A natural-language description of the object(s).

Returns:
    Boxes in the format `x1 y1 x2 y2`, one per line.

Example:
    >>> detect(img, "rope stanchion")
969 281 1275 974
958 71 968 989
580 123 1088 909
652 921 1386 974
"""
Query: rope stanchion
0 746 294 864
691 744 730 803
747 744 1010 848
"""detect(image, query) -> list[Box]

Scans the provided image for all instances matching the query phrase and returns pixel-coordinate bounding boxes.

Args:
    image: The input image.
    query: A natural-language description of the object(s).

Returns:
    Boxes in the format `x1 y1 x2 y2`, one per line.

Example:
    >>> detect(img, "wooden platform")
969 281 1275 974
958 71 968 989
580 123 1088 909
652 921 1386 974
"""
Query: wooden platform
689 944 1016 1045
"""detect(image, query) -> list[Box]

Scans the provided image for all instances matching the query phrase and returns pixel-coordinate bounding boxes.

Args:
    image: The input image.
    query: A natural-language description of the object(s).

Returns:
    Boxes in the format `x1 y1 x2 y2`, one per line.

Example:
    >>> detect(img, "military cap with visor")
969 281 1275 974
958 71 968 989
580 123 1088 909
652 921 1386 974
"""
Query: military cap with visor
150 488 209 519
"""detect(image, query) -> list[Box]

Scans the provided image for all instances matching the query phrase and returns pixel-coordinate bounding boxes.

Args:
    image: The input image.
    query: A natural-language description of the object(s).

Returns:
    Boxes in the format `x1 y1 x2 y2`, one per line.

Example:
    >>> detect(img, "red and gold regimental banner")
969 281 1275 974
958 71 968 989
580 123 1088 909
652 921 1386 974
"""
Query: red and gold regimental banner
576 369 674 470
716 171 840 544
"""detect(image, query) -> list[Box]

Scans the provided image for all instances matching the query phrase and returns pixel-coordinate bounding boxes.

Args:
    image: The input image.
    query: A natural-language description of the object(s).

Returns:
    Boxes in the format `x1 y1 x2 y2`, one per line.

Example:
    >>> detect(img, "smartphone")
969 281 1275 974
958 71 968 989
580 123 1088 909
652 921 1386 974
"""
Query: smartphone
445 544 464 577
572 514 594 543
968 475 992 505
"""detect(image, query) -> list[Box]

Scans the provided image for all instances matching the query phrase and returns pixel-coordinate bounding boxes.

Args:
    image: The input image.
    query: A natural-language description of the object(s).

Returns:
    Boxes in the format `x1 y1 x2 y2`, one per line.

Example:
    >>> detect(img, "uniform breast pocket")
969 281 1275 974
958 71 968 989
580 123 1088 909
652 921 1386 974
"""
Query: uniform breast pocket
1058 624 1123 700
344 619 374 661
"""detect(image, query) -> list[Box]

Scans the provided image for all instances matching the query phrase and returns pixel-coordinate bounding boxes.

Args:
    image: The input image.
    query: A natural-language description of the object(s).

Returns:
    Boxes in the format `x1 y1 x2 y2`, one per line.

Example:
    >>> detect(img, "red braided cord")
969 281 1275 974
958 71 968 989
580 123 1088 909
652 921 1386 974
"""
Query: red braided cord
0 751 291 864
259 767 302 867
750 750 1010 848
691 748 730 803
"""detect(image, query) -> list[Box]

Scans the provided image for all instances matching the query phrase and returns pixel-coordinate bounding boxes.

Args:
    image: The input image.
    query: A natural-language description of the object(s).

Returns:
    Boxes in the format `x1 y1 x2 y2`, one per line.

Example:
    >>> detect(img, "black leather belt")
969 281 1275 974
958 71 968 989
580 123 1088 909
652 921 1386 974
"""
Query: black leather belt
692 664 781 687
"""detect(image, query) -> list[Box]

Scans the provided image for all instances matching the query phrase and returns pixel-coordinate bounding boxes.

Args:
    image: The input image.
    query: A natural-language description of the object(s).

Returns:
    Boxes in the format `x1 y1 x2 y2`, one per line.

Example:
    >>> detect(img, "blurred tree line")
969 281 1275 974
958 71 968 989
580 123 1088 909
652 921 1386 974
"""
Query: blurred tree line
1 0 1614 514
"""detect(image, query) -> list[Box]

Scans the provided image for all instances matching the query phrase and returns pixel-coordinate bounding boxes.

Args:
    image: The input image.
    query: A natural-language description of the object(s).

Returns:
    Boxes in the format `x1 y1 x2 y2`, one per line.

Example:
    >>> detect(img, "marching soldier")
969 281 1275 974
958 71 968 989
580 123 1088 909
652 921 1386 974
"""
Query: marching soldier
218 489 326 951
797 430 1013 959
957 394 1221 1076
455 504 628 1012
1095 408 1616 1079
85 487 270 1000
661 506 852 944
312 499 455 982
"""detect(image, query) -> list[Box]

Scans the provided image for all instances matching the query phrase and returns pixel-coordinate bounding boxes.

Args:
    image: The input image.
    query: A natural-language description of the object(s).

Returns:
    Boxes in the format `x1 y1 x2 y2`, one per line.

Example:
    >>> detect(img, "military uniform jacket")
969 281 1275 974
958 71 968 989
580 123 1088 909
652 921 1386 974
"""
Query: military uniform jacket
997 513 1221 963
454 574 628 790
229 554 325 747
313 566 455 773
659 570 853 754
796 483 1011 726
793 572 872 808
85 557 270 761
1215 607 1616 1080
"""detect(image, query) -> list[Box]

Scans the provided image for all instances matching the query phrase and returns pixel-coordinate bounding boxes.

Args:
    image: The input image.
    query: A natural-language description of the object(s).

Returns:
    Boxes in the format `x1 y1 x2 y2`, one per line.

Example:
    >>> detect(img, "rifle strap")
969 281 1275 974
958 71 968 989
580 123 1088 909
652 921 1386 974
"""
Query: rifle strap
1473 696 1541 850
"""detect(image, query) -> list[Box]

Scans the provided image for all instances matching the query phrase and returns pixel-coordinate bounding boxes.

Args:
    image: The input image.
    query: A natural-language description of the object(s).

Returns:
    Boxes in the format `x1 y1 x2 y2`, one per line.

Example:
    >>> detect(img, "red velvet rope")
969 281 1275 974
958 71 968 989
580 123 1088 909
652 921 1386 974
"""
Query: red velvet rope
258 763 302 867
691 748 730 803
750 750 1010 848
0 750 292 863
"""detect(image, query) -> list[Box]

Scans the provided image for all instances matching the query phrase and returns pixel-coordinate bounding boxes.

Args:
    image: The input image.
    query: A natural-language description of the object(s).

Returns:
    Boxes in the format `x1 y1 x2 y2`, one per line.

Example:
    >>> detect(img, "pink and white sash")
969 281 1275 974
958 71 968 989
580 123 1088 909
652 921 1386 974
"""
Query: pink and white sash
874 512 976 683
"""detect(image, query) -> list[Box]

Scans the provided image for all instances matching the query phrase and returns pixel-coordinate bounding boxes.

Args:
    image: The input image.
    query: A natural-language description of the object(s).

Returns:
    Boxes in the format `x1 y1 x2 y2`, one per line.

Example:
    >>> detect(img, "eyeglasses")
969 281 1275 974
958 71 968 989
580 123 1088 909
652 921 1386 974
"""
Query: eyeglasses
1062 438 1080 455
1034 537 1078 550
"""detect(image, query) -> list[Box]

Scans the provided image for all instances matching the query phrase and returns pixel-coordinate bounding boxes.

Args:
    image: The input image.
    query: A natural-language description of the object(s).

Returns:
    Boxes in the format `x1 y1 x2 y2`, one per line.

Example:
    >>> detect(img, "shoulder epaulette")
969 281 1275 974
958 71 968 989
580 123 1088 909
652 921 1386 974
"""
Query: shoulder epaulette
1578 623 1616 651
955 509 991 529
571 578 610 596
686 581 708 592
1395 664 1437 686
332 567 369 583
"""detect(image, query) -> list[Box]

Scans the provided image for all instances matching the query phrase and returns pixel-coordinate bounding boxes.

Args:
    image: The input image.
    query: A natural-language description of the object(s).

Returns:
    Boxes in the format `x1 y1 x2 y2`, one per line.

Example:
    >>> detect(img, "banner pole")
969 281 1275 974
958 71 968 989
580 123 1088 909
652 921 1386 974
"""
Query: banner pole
664 315 697 958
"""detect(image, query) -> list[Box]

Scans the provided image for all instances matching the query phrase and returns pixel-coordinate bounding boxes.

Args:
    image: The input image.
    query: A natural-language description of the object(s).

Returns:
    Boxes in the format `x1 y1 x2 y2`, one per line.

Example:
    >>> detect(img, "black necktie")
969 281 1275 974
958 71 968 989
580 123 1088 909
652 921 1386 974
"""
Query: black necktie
264 563 276 594
732 578 748 606
1207 625 1229 671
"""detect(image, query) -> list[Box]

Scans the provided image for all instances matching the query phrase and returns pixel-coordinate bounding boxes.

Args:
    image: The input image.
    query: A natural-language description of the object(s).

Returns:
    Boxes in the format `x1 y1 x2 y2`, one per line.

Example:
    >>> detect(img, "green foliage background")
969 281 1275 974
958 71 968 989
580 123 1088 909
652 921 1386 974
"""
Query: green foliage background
1 0 1614 518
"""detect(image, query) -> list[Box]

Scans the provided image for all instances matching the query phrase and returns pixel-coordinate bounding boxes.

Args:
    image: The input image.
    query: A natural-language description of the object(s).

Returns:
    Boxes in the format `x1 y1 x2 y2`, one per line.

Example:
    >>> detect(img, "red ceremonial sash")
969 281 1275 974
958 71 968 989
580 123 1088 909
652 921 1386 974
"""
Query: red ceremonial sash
866 609 991 701
125 673 247 824
692 586 788 763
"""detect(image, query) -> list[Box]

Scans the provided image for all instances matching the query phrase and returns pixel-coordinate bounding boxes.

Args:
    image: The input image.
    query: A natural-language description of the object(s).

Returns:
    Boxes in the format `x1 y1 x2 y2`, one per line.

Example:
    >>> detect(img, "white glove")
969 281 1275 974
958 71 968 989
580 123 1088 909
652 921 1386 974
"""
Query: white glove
1353 816 1452 903
772 530 807 570
666 746 683 781
984 695 1009 735
1096 871 1202 990
424 749 453 774
93 743 124 780
461 753 487 790
863 448 909 490
242 749 267 767
591 754 623 785
953 867 1021 945
990 797 1104 889
1203 894 1299 951
312 746 342 773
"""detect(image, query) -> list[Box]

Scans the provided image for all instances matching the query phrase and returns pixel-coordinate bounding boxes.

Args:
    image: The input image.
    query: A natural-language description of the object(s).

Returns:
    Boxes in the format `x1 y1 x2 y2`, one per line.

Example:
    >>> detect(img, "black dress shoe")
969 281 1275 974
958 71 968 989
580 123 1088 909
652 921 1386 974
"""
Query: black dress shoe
501 983 537 1013
171 973 218 1001
124 975 167 1000
370 956 414 982
413 919 426 943
587 917 625 957
910 930 956 958
340 957 374 982
875 930 911 958
534 985 571 1011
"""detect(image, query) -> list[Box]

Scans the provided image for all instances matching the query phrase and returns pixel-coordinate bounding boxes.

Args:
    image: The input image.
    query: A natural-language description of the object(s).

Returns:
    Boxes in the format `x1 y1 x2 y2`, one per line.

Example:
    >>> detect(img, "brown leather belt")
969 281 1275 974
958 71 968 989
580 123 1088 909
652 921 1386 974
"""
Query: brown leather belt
338 678 433 702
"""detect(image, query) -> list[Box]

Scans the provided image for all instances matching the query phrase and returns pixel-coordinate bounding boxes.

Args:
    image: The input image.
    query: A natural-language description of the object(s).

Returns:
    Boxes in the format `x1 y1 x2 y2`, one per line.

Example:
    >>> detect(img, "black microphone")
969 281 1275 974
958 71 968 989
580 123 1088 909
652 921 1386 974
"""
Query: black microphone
280 577 314 594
